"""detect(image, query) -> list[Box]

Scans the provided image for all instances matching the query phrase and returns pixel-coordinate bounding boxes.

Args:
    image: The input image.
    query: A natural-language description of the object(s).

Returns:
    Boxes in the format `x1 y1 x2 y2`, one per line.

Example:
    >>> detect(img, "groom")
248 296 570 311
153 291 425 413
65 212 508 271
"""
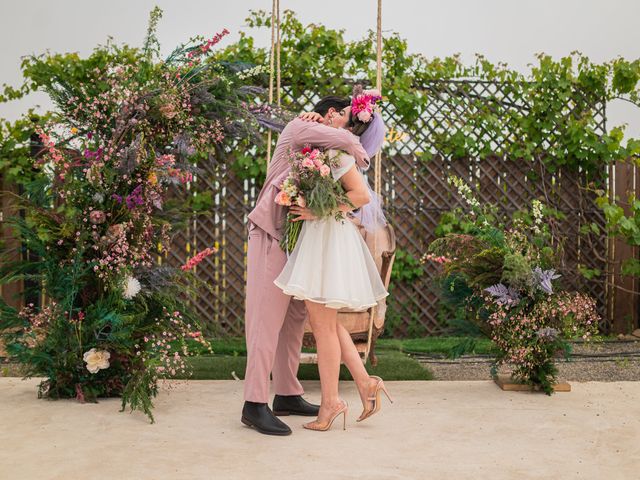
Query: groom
242 96 370 435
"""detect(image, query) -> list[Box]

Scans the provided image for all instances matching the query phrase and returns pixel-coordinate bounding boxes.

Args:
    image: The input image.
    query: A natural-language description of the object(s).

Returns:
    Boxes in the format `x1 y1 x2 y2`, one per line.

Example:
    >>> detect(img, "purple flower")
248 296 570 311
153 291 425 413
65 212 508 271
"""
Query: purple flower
533 267 561 295
536 327 559 341
485 283 520 306
111 194 122 203
125 185 144 209
84 147 103 160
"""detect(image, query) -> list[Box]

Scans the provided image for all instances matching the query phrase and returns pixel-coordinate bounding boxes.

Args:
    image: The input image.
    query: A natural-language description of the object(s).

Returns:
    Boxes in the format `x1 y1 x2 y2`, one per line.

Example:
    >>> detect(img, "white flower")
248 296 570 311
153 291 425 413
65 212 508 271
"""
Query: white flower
92 192 105 203
83 348 111 374
447 175 480 209
123 275 141 299
236 65 267 80
531 199 544 233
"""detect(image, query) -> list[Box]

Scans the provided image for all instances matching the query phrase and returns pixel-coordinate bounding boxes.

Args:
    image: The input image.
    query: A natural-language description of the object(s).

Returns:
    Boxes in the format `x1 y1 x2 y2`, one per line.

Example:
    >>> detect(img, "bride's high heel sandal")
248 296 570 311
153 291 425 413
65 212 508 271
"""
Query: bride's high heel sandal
356 376 393 422
302 400 348 431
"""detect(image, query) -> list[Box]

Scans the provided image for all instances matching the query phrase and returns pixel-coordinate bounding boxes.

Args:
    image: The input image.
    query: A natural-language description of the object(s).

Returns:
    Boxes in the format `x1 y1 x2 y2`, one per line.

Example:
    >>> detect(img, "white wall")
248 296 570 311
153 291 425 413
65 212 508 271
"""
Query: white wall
1 0 639 137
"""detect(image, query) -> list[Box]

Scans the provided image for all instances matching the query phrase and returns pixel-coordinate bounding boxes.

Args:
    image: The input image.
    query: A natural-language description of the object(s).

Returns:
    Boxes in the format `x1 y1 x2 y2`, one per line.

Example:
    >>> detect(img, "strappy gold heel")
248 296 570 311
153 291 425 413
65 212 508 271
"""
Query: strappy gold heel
356 376 393 422
303 400 348 431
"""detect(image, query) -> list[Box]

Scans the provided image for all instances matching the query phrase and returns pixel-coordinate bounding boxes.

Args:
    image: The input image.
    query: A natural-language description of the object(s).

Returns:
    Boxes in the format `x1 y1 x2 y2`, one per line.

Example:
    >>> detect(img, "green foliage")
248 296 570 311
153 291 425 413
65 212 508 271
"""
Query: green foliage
597 193 640 245
390 248 424 284
382 248 427 338
501 252 534 292
593 190 640 287
0 114 50 187
214 11 640 183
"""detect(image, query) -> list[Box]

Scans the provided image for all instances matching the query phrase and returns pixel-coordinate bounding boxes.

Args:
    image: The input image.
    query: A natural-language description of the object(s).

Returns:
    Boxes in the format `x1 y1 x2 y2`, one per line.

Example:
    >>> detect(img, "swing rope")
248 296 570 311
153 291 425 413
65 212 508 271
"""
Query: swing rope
266 0 280 166
364 0 384 364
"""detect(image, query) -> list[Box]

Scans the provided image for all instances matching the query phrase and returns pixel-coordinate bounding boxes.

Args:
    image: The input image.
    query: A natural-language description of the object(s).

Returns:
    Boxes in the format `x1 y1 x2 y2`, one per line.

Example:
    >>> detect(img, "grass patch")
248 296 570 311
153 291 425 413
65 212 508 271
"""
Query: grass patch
200 336 499 358
382 336 498 356
179 350 432 381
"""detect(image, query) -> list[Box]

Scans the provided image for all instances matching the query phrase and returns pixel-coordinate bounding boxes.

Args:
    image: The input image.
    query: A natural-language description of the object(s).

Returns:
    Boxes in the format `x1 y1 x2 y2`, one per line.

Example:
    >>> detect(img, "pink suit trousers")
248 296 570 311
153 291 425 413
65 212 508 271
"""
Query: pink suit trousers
243 223 307 402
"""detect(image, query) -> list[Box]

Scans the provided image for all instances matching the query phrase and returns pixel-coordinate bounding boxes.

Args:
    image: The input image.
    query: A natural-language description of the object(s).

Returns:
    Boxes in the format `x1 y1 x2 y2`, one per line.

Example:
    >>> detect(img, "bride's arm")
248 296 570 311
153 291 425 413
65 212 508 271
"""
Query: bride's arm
338 165 370 212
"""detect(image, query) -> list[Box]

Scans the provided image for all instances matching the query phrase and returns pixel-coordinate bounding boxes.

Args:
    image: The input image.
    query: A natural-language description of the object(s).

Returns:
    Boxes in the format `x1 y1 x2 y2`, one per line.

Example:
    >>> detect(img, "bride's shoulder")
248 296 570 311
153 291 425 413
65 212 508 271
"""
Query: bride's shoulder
325 149 354 162
326 149 356 180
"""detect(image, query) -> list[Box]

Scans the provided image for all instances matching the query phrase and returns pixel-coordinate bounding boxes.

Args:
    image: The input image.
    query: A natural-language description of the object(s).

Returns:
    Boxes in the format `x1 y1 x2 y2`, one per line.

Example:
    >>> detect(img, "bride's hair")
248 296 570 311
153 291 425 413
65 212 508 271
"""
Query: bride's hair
349 114 373 137
312 96 351 116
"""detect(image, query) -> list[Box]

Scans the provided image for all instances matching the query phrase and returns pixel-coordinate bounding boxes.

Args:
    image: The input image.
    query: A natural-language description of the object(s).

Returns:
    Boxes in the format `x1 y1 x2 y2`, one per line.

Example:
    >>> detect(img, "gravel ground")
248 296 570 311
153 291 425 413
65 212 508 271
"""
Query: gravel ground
417 339 640 382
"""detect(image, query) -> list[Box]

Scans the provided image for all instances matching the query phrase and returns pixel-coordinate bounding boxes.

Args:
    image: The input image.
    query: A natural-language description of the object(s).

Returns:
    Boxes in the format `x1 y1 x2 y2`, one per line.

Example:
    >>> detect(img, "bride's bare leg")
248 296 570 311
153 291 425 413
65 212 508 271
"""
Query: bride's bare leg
305 300 345 423
336 323 378 410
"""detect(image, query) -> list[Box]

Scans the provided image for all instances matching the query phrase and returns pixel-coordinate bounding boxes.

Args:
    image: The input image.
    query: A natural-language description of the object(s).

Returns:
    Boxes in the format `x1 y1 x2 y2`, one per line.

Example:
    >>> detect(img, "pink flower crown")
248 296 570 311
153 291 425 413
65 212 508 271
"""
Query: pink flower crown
351 88 382 123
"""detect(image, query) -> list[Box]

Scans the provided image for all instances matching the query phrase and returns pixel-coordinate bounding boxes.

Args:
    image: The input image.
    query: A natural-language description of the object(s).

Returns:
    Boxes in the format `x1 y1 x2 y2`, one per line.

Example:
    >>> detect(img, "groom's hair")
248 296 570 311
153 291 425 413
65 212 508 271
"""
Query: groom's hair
312 96 351 116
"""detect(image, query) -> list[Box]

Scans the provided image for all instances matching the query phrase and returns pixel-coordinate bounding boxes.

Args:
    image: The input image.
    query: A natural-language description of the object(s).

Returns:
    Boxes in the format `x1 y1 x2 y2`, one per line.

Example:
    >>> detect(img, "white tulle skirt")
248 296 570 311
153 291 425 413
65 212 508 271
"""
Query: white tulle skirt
274 217 389 310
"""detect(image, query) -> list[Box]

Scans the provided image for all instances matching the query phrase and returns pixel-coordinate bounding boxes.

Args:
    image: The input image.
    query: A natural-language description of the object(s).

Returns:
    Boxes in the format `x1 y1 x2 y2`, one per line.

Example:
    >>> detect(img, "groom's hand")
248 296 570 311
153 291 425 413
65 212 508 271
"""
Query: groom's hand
289 206 317 221
298 111 324 123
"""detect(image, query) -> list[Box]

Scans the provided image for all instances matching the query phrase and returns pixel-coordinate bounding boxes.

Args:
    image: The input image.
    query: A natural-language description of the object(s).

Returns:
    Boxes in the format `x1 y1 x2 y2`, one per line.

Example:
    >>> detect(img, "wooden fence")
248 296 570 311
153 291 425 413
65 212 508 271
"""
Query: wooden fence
2 80 639 336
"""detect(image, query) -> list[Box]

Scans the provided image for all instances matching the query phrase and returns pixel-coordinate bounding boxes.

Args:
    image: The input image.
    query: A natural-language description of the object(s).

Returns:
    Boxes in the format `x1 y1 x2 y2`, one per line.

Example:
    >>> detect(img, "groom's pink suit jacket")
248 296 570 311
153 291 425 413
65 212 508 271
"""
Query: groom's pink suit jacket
244 118 370 403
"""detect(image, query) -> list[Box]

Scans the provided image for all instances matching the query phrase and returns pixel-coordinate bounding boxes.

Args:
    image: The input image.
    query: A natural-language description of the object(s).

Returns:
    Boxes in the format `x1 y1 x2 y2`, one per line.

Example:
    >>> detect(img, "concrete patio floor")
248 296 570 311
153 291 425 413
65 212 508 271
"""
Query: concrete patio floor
0 378 638 480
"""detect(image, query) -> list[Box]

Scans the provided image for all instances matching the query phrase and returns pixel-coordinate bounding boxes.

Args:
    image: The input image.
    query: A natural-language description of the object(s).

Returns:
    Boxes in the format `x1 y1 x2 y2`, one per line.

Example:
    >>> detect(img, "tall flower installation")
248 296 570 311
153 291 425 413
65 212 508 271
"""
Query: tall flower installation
426 177 600 394
0 8 263 422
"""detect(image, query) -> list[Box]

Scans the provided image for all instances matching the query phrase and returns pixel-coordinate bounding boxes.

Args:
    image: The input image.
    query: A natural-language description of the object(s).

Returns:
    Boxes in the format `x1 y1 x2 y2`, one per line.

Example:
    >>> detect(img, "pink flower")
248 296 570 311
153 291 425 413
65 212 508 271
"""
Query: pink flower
309 149 320 160
181 247 217 271
313 158 323 169
296 195 306 207
159 103 177 119
351 95 370 115
319 165 331 177
350 91 381 122
302 158 315 169
357 110 372 122
275 190 292 206
89 210 106 225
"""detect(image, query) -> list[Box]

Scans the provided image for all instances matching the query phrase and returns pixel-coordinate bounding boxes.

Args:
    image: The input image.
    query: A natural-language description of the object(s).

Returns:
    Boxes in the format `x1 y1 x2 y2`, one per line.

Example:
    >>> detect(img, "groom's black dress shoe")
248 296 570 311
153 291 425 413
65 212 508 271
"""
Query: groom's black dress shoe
241 401 292 436
272 394 320 416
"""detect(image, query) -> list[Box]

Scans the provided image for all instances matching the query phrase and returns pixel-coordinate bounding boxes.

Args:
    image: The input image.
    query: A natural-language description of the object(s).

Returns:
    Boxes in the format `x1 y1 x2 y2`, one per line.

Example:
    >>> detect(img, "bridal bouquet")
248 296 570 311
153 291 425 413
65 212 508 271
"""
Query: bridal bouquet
275 146 351 252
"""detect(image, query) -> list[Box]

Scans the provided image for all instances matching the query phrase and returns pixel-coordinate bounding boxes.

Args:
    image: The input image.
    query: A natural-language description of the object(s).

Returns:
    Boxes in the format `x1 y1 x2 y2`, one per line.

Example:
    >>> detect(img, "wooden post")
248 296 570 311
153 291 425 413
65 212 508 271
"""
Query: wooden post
611 160 639 333
0 173 23 357
0 173 23 312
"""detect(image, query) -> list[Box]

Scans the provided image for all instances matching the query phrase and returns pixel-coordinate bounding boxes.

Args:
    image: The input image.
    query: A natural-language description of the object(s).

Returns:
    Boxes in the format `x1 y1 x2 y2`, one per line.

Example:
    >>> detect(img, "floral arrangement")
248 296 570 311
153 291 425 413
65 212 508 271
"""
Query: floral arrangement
351 88 382 123
426 176 599 394
274 146 351 252
0 9 264 422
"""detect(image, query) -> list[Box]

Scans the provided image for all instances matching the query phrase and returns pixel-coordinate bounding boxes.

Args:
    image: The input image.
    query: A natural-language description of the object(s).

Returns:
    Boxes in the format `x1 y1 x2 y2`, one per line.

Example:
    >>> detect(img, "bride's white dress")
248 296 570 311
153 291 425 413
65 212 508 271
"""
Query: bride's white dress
274 150 389 310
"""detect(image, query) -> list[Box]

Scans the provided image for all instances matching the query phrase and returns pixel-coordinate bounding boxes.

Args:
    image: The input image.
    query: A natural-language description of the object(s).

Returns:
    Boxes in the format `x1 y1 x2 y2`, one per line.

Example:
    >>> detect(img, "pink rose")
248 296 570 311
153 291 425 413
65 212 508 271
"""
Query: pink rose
89 210 106 225
309 149 319 160
319 165 331 177
357 110 372 122
274 191 292 206
296 195 306 207
302 158 315 169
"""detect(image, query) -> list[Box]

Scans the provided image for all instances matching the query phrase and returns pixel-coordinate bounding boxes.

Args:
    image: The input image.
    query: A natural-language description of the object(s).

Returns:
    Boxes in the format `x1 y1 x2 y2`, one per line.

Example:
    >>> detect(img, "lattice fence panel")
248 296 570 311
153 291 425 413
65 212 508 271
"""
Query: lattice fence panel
169 80 609 337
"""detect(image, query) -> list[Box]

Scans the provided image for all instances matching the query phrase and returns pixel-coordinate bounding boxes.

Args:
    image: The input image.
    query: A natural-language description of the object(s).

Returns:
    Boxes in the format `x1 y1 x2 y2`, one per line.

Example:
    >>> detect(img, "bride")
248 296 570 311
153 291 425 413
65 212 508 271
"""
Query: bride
274 86 393 431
